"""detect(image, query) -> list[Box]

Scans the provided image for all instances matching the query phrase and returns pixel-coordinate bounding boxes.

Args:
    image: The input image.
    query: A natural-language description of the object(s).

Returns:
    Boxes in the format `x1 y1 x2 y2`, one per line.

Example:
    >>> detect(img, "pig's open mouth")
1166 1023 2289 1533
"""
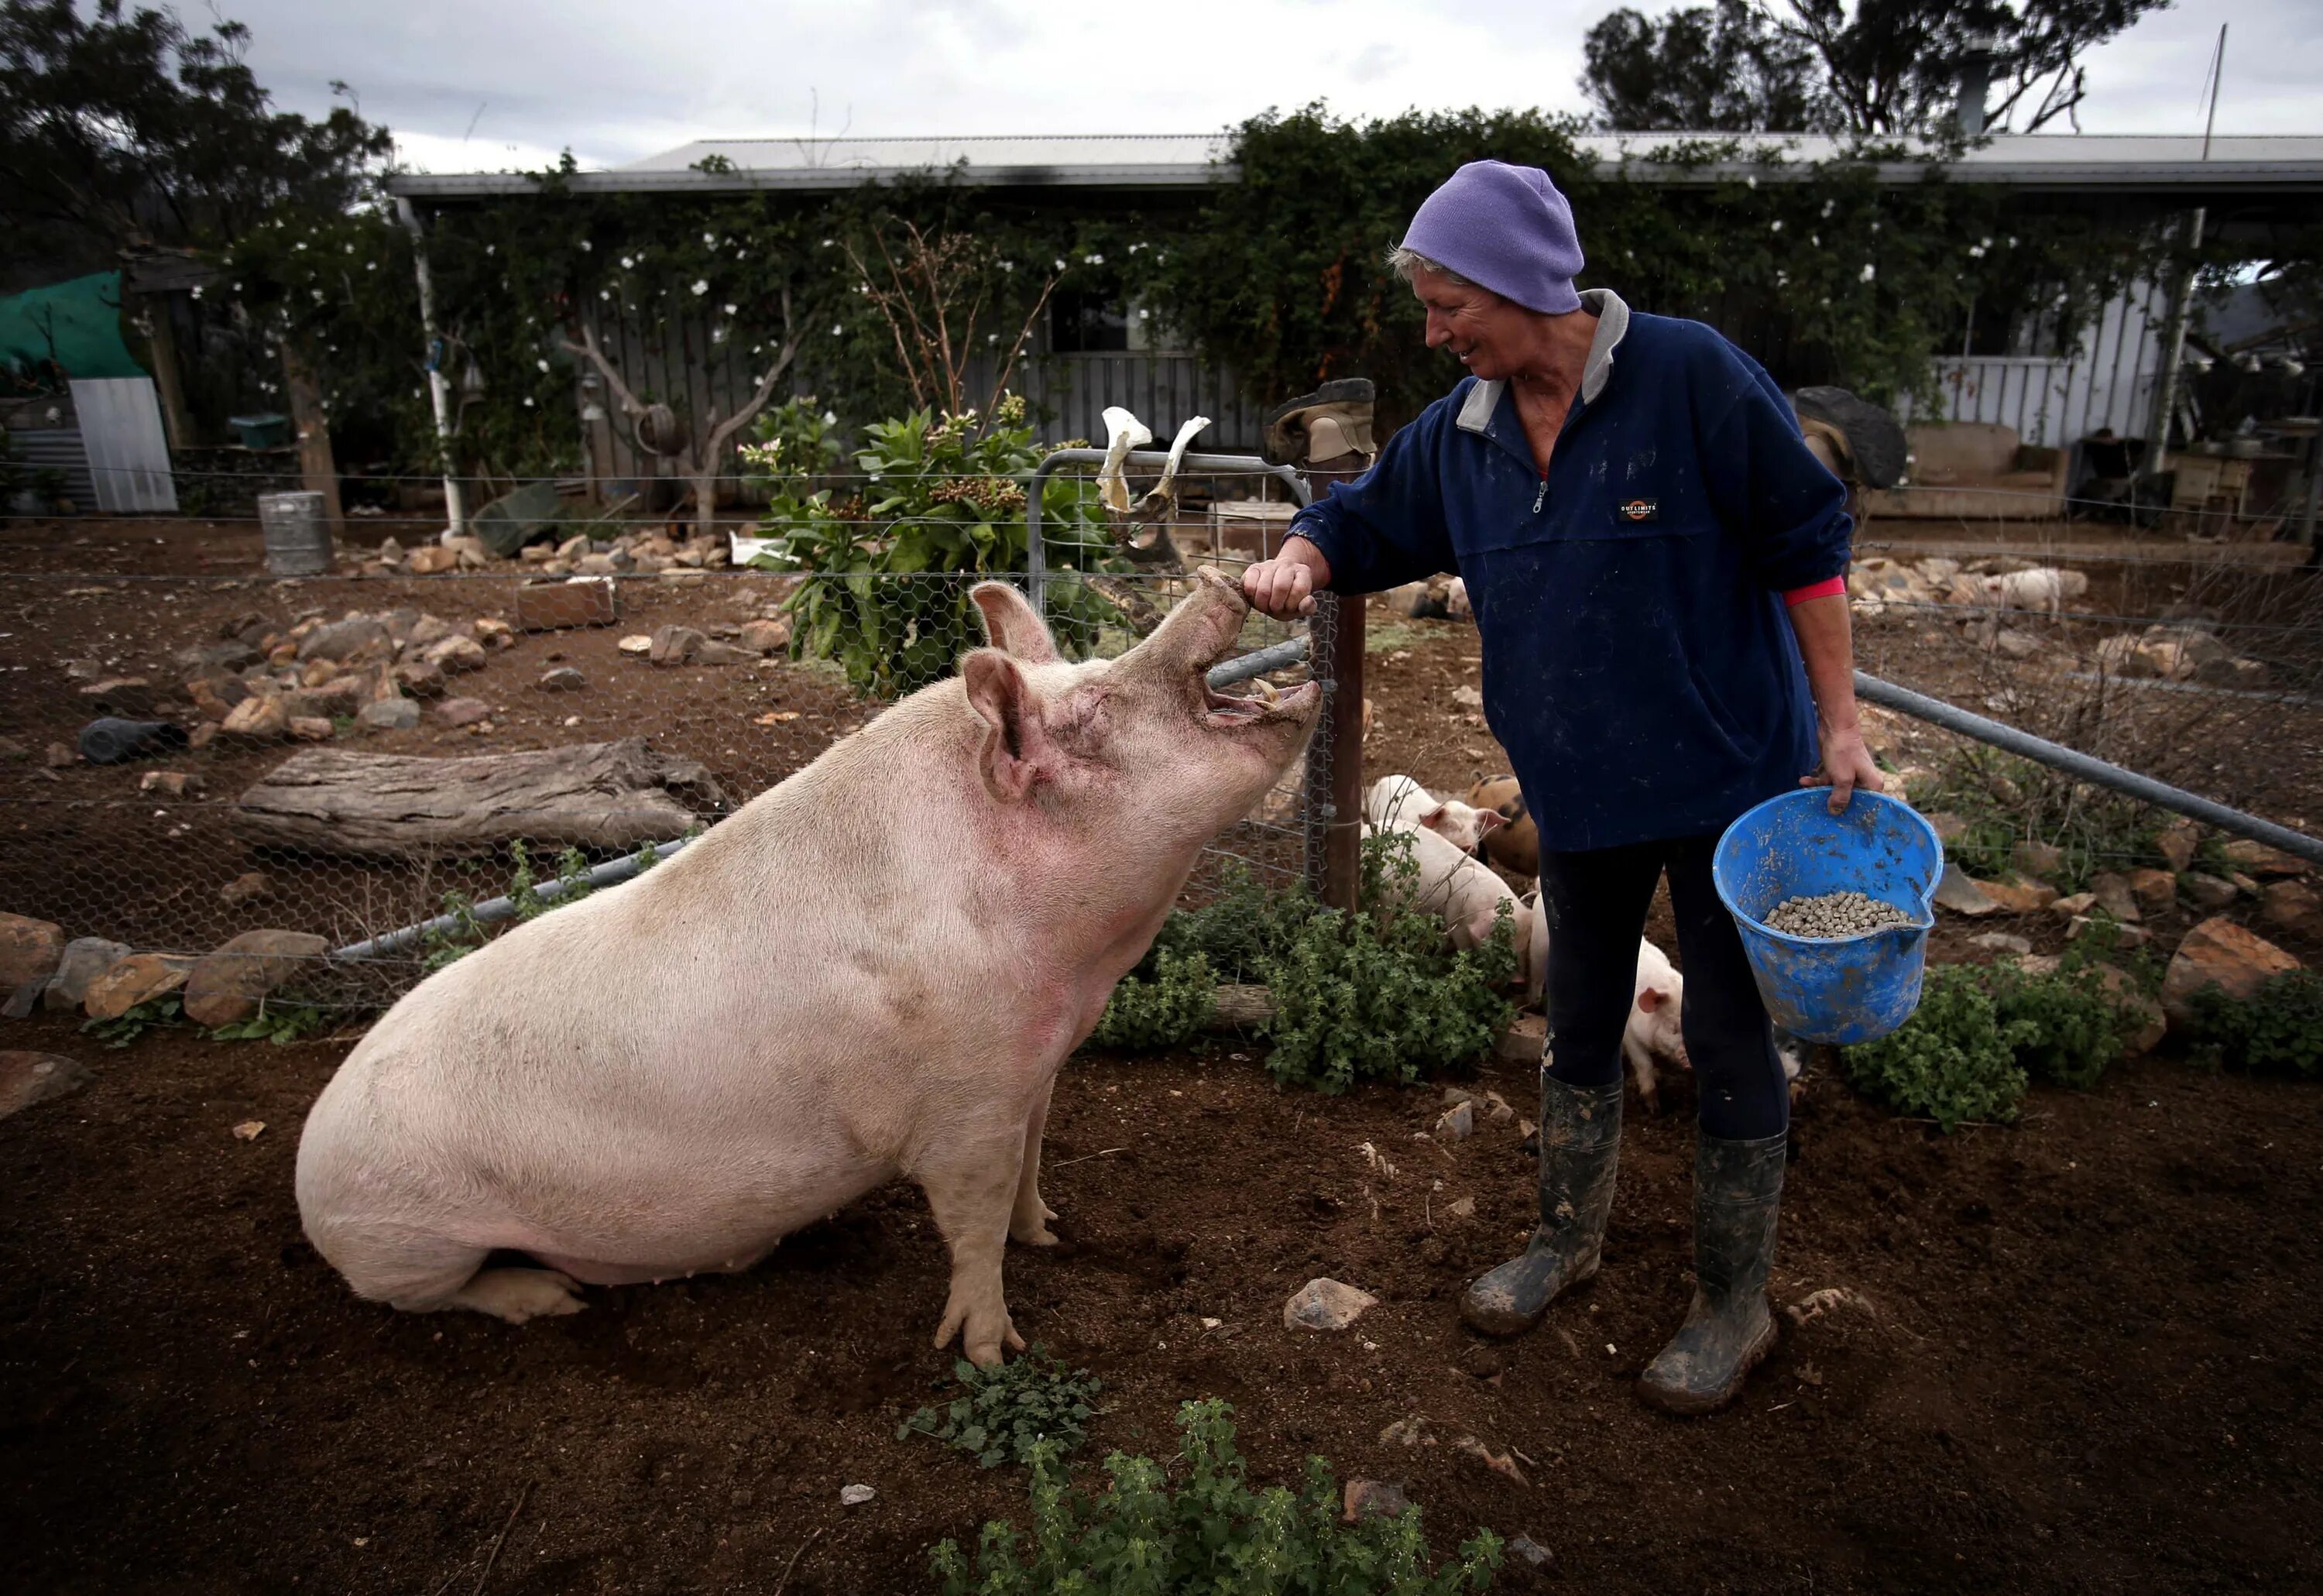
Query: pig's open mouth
1198 674 1322 731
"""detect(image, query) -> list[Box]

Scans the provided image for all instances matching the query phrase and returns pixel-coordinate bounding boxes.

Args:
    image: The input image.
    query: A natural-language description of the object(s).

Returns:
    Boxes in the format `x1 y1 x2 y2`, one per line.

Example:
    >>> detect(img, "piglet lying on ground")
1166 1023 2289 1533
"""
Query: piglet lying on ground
296 571 1319 1365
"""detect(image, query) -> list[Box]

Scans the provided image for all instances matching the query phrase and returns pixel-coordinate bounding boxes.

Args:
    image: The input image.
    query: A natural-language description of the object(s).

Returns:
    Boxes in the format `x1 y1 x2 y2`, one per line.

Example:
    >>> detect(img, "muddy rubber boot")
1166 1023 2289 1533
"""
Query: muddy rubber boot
1637 1133 1785 1415
1460 1074 1622 1336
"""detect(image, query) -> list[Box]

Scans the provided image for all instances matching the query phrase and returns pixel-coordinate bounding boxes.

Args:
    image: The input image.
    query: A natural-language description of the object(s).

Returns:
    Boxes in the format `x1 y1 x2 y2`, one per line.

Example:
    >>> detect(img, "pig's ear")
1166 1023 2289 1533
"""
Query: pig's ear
1636 986 1665 1014
1474 810 1508 838
1416 803 1450 832
969 581 1059 664
962 650 1050 802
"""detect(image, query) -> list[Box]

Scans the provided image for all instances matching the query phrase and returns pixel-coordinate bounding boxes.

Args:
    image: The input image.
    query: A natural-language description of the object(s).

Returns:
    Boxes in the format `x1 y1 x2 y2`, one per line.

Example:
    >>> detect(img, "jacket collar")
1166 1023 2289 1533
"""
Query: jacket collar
1454 288 1632 437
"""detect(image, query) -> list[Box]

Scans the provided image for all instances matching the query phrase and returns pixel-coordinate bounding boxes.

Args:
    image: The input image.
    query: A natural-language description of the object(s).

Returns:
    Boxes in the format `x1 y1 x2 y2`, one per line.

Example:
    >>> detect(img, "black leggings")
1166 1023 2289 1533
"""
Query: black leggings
1539 832 1789 1139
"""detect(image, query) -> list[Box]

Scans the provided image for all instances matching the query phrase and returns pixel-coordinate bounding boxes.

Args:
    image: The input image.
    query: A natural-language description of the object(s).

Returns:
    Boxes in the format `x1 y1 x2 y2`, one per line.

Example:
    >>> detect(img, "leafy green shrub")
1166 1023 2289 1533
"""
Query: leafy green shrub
2185 972 2323 1078
745 395 1121 698
1842 966 2030 1131
901 1347 1103 1471
1845 953 2166 1126
1087 949 1215 1051
1983 961 2125 1091
932 1398 1502 1596
1091 839 1518 1093
82 995 184 1049
205 998 327 1045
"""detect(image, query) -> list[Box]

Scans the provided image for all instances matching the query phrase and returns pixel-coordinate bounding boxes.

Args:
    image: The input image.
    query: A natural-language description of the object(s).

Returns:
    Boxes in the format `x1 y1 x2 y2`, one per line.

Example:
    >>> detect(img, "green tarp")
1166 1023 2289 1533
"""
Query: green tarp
0 270 146 383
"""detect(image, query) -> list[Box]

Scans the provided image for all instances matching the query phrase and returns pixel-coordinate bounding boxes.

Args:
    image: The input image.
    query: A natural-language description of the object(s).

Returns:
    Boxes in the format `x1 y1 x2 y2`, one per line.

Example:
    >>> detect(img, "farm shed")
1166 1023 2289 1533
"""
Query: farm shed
386 132 2323 508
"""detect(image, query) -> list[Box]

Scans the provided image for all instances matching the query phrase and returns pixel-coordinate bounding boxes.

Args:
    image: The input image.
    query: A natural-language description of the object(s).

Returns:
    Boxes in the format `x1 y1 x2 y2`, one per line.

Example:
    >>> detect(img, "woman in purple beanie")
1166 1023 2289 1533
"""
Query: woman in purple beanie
1243 159 1879 1415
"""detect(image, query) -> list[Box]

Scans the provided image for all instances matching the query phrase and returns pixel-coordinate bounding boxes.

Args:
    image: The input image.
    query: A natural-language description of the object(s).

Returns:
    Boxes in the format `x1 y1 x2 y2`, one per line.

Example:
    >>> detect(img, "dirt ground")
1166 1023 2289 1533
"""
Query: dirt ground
4 514 2321 1592
5 1013 2320 1595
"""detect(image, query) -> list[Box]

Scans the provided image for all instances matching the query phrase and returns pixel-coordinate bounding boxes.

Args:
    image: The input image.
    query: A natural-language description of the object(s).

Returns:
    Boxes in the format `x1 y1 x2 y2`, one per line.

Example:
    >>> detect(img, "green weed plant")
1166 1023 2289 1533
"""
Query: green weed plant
932 1398 1501 1596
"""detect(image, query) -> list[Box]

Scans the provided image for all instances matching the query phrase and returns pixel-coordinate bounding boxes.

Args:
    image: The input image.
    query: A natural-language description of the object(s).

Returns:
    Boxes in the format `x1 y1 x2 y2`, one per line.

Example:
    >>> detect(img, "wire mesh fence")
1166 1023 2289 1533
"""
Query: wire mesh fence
8 459 2321 1029
0 528 1330 1020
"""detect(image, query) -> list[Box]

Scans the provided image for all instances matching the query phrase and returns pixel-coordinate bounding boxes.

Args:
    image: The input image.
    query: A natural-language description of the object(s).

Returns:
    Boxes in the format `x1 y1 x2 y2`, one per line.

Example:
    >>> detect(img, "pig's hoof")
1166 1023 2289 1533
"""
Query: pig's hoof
453 1267 586 1324
936 1301 1027 1367
1010 1216 1060 1247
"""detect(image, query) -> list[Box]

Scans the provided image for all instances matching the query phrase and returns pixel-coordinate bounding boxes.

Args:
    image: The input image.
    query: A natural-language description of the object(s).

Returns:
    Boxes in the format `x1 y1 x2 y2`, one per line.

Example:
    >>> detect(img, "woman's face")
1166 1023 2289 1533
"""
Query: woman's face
1412 267 1531 381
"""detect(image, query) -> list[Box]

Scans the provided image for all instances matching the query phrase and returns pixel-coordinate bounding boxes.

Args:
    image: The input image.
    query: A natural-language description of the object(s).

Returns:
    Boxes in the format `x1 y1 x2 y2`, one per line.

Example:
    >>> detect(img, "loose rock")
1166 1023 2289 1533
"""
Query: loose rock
2127 867 2177 915
2087 872 2141 923
436 697 491 729
737 618 793 654
616 633 654 656
297 617 392 663
2156 821 2198 874
839 1484 875 1507
650 625 707 665
183 929 329 1028
1975 877 2057 913
222 696 289 741
287 716 336 742
1283 1278 1378 1332
1341 1481 1409 1523
0 1052 92 1119
1765 891 1914 939
44 937 130 1012
1436 1100 1475 1140
1508 1536 1554 1570
423 635 488 674
2181 874 2238 912
0 914 67 1012
357 697 420 731
2160 917 2304 1027
1969 932 2032 956
82 952 194 1020
1932 863 1999 917
537 668 588 692
2260 880 2323 942
220 871 275 908
2223 839 2308 879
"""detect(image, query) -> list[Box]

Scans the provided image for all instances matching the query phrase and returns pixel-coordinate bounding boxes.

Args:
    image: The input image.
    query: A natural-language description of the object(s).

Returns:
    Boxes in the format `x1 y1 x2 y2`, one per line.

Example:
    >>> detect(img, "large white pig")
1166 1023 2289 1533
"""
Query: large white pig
296 571 1319 1366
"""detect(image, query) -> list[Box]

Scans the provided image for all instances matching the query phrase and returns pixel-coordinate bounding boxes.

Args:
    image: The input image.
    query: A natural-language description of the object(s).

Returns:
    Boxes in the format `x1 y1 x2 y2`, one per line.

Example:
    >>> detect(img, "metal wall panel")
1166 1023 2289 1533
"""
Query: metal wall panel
68 377 178 512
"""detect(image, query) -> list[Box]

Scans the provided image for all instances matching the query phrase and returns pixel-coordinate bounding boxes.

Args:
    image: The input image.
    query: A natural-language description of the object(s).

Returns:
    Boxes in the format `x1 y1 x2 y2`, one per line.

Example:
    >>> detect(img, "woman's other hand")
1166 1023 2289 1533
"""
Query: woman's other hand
1800 723 1886 815
1241 537 1333 620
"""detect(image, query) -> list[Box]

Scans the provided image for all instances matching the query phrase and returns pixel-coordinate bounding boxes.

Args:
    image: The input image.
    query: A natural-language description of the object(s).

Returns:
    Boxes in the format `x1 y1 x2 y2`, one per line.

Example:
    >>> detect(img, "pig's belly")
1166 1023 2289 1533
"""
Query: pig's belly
464 1144 894 1282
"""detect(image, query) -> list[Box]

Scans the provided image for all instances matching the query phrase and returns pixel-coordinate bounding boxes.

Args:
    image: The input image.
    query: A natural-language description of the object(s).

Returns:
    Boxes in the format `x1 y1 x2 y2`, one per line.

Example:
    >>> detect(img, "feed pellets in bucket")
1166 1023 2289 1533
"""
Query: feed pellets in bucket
1711 789 1943 1045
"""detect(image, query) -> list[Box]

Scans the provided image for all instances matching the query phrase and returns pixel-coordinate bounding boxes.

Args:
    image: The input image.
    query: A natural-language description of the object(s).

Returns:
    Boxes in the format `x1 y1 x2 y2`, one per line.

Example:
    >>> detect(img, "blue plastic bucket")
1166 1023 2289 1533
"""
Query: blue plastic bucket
1712 788 1944 1046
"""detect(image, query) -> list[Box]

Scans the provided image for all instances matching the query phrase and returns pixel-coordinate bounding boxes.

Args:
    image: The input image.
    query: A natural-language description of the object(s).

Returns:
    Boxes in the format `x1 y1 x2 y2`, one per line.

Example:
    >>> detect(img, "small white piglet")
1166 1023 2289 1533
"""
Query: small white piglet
1363 820 1529 973
1364 773 1503 856
1978 566 2086 616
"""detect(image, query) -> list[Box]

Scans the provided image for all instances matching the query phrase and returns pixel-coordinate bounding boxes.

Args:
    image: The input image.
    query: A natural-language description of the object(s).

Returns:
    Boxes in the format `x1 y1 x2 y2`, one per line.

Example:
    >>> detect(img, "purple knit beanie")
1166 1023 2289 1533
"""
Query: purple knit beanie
1400 160 1584 314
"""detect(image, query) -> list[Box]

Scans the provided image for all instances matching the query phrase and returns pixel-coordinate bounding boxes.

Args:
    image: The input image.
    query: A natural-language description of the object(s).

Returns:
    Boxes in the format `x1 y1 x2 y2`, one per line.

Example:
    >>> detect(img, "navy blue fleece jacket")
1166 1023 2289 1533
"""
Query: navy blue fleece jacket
1290 290 1852 852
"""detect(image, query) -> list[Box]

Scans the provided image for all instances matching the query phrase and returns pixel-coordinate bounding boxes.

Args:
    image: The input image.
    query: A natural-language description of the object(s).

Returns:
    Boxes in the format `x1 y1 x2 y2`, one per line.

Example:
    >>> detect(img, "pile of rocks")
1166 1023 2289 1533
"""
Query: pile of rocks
2091 623 2270 689
366 528 733 579
133 605 527 748
1 911 324 1028
1919 819 2314 1055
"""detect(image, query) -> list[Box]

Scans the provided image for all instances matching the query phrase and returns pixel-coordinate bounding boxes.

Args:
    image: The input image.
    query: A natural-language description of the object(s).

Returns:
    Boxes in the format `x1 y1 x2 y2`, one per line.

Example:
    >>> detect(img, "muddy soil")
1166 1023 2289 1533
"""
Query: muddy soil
2 1012 2318 1595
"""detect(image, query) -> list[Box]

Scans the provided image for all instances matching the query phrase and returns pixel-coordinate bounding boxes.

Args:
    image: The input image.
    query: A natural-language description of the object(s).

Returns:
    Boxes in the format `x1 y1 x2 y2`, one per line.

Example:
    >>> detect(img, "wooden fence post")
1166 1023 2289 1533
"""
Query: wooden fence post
280 337 343 530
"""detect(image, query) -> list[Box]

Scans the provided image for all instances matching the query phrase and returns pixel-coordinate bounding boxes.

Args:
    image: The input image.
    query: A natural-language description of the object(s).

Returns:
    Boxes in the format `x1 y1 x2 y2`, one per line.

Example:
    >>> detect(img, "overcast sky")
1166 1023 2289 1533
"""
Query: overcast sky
216 0 2319 174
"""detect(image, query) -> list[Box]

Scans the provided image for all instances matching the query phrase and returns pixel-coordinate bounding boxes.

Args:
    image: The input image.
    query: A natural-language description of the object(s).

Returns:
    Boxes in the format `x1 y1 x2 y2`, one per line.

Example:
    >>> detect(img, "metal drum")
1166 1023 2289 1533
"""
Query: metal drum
258 490 332 576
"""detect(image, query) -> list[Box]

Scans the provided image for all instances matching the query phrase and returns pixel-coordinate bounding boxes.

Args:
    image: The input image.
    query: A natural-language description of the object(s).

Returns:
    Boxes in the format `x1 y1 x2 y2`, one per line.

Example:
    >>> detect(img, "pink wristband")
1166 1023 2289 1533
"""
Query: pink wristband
1783 577 1847 606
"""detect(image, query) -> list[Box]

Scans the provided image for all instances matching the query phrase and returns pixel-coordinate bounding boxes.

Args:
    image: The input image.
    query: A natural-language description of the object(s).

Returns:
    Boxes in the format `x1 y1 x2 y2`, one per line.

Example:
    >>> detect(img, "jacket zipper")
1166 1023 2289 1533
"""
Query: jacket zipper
1532 469 1548 514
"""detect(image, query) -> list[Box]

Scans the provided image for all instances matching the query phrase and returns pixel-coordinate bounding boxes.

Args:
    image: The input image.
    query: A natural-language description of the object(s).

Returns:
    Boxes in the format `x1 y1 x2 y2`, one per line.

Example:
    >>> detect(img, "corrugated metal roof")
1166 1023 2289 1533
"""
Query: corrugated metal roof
386 131 2323 200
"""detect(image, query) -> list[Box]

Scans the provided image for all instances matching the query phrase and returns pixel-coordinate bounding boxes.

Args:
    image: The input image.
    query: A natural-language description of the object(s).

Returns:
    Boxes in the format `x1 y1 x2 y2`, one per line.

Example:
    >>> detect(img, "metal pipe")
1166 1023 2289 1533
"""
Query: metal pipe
332 838 691 962
1206 634 1310 686
393 195 466 536
1855 672 2323 867
336 636 1316 964
1024 447 1309 616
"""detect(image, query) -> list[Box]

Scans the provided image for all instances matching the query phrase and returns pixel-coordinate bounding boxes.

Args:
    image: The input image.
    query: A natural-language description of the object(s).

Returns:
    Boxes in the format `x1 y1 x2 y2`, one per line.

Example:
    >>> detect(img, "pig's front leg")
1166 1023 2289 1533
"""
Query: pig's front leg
1010 1077 1060 1247
918 1121 1034 1367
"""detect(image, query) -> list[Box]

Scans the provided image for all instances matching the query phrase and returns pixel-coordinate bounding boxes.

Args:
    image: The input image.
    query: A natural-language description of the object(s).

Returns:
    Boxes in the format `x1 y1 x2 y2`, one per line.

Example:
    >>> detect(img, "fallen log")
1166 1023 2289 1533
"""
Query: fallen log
1203 984 1276 1029
232 739 722 859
